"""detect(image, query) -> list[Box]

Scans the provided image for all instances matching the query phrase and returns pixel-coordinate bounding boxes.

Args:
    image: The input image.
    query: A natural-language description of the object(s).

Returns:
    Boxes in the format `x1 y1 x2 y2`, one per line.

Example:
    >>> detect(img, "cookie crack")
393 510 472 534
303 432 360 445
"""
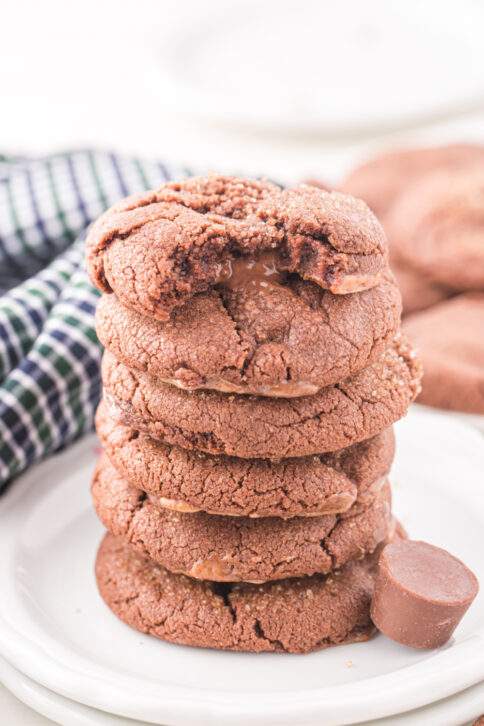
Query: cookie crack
216 288 254 375
318 516 341 570
125 490 149 543
211 582 237 623
93 204 185 263
263 401 340 430
253 618 285 650
108 394 232 455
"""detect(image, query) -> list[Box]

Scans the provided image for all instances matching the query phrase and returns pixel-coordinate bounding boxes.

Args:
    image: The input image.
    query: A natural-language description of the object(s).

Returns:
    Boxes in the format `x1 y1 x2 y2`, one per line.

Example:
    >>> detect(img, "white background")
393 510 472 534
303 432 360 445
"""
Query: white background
4 0 484 183
2 1 484 723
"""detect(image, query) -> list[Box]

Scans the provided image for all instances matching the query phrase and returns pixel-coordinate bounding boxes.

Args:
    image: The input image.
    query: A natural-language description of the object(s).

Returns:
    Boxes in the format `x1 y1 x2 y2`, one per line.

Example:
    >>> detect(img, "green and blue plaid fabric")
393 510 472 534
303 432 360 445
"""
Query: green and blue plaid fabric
0 150 188 488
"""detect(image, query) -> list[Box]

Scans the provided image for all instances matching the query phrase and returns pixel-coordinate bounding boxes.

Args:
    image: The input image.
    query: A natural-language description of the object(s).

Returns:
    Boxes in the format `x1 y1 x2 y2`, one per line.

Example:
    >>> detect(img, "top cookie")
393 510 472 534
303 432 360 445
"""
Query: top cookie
340 143 484 220
387 167 484 292
86 175 388 320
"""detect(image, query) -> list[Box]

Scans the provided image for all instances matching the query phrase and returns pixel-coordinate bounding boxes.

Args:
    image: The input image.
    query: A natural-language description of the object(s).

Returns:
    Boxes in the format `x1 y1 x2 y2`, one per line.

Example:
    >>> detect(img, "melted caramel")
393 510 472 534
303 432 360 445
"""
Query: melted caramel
216 252 285 291
160 375 319 398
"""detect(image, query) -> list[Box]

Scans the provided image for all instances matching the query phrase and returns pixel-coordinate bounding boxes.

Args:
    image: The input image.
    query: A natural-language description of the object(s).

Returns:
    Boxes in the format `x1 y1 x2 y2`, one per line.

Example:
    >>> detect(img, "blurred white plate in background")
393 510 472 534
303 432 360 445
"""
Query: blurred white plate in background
149 0 484 134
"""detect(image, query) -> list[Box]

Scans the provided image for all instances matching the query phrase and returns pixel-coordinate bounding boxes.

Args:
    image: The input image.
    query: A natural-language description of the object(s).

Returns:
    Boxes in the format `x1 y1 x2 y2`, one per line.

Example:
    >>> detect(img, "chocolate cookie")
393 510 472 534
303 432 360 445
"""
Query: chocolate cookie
403 293 484 413
96 401 395 518
340 144 484 220
387 168 484 292
95 533 380 653
92 455 393 583
86 175 388 321
101 338 421 459
95 274 401 396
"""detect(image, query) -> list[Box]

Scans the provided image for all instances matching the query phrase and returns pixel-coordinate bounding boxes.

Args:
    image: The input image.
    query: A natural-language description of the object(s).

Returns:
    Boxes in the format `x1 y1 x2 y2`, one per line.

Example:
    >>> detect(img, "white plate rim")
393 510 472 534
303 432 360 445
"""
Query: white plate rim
0 654 149 726
1 653 484 726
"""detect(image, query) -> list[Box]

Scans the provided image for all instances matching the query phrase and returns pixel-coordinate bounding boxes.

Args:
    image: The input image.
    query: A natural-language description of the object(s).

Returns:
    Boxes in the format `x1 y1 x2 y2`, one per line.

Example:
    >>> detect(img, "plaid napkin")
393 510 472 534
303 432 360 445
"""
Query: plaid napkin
0 150 189 489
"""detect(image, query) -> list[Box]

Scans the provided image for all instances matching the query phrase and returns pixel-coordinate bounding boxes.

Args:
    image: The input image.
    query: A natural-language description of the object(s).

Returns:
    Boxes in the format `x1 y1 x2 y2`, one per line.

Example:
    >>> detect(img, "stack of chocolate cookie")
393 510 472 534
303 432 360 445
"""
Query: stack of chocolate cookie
86 176 421 654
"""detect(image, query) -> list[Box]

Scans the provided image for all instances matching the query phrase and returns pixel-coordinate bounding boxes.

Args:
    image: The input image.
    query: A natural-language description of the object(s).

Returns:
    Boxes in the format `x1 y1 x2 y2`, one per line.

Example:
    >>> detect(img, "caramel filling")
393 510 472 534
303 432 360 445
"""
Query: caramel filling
165 252 319 397
159 375 319 398
332 271 382 295
163 252 381 397
157 497 201 514
153 476 387 520
215 252 286 291
155 492 354 519
216 252 382 295
160 252 319 398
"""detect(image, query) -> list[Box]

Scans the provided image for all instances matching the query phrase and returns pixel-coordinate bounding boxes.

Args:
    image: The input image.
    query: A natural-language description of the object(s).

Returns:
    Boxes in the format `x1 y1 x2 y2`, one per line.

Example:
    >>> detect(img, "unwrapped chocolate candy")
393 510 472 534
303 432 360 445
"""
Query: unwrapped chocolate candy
371 540 479 649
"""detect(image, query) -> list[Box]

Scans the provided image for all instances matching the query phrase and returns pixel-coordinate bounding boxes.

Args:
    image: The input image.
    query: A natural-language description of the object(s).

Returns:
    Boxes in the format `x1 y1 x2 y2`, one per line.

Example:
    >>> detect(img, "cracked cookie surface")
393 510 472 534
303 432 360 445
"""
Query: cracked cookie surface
101 337 421 459
92 455 393 583
95 532 381 653
86 175 388 321
96 401 394 518
96 274 401 396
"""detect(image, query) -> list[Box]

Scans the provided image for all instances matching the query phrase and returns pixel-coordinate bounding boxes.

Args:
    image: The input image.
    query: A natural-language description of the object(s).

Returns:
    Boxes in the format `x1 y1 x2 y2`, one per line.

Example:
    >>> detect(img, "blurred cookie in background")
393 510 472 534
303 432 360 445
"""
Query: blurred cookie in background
403 294 484 414
386 166 484 293
339 144 484 317
310 146 484 415
389 260 451 318
304 179 332 192
339 143 484 221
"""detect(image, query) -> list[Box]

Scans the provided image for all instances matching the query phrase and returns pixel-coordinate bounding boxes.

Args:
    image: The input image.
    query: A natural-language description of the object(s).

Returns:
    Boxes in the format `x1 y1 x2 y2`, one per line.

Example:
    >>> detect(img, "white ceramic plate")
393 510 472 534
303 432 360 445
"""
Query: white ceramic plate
416 403 484 437
1 655 483 726
0 408 483 726
0 655 148 726
147 0 484 135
